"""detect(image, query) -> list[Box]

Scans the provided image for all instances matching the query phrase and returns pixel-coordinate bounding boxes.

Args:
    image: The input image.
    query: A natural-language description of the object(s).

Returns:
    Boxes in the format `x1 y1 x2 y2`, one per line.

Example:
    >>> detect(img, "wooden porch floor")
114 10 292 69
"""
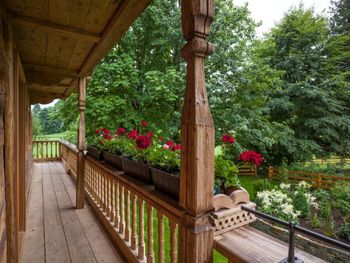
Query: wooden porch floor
21 162 125 263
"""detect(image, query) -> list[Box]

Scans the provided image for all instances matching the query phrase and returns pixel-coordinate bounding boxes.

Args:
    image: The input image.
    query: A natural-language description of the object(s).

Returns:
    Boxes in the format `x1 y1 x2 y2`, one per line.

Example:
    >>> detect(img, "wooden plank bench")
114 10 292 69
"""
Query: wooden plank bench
214 226 326 263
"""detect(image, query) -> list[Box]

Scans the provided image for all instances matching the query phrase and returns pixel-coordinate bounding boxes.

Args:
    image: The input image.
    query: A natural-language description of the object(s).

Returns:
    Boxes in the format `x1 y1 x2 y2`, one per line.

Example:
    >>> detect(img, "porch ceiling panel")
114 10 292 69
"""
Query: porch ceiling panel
4 0 152 104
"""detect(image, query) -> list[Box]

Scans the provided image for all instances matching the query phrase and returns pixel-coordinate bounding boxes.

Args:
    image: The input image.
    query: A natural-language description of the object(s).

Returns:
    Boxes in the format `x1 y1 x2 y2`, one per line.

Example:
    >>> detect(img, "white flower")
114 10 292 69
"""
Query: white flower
280 183 291 190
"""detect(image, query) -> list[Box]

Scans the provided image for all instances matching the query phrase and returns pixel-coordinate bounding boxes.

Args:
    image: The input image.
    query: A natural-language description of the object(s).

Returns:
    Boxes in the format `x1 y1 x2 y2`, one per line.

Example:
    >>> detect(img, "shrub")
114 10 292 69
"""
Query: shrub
339 218 350 241
215 155 240 188
253 179 274 193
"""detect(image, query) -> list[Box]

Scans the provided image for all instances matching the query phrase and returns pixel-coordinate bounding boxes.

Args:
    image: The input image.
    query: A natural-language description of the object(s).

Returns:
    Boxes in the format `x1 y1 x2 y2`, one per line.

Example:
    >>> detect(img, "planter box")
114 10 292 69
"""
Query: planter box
151 167 180 200
87 146 103 161
122 157 152 184
103 151 123 170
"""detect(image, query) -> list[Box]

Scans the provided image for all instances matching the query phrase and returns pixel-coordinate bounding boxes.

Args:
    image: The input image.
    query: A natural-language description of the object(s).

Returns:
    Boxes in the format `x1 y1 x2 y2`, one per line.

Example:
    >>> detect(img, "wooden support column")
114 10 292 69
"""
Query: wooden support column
179 0 215 262
76 76 87 209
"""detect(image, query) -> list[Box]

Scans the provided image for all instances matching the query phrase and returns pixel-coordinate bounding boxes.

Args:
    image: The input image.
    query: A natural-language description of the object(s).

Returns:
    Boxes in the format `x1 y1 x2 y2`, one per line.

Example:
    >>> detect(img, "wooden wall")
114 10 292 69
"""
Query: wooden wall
0 15 8 263
0 9 32 262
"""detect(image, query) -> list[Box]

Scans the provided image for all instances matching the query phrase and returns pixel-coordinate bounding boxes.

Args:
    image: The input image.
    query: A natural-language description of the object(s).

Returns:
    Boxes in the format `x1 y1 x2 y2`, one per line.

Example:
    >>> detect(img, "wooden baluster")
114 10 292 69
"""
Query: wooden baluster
40 142 43 159
106 175 110 218
157 211 164 263
114 180 119 227
110 178 115 222
103 172 107 212
98 168 102 207
119 184 124 234
138 199 145 260
125 188 130 242
131 193 137 250
46 141 48 159
169 221 177 263
50 141 53 158
147 204 154 263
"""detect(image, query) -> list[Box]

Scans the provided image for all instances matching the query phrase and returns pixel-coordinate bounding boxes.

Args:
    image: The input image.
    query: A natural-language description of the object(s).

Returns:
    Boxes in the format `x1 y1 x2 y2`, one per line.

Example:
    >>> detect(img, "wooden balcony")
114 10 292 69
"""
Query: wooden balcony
21 161 125 263
19 140 333 263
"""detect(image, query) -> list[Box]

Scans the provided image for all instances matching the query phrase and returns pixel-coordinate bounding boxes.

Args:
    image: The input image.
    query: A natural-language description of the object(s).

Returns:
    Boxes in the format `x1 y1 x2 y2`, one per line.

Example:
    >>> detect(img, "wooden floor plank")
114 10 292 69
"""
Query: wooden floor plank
49 163 96 263
42 163 71 263
21 163 45 263
21 162 126 263
56 162 124 263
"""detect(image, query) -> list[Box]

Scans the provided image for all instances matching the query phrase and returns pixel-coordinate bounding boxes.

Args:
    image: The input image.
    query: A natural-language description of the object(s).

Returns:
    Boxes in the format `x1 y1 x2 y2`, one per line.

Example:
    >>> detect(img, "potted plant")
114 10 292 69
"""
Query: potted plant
215 155 241 195
121 127 153 184
149 140 181 200
101 127 128 169
87 128 112 161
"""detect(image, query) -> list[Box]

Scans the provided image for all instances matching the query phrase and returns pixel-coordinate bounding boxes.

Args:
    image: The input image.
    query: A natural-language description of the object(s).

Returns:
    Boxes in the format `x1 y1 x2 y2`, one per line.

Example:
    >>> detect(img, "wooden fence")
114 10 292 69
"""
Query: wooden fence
32 140 61 161
268 167 350 189
238 162 257 177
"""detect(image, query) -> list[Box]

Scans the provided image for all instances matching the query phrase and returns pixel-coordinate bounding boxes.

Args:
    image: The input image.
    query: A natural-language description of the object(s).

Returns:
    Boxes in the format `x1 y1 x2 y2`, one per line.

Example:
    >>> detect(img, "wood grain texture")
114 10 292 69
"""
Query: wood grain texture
21 162 124 263
76 76 86 209
179 1 215 262
214 226 326 263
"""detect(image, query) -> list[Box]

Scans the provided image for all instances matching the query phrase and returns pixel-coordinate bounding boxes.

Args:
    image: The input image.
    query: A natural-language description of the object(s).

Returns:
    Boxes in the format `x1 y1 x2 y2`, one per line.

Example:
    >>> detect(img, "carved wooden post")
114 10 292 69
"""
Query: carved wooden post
76 76 87 209
180 0 215 262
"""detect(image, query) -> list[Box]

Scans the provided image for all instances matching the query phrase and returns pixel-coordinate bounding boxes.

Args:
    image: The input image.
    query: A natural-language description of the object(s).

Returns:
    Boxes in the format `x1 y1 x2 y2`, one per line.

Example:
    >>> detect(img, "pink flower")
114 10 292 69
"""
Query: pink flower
222 134 235 144
128 129 138 139
163 144 170 149
136 135 152 149
141 120 148 127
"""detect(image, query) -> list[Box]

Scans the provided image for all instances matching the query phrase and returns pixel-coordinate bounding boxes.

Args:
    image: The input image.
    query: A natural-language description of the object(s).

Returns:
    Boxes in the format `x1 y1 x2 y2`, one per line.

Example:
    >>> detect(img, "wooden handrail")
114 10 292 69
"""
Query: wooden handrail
59 141 184 263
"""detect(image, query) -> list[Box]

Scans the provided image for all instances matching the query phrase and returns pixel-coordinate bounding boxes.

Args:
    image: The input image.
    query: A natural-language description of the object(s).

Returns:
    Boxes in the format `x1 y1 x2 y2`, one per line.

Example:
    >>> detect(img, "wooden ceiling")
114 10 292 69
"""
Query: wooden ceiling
5 0 152 104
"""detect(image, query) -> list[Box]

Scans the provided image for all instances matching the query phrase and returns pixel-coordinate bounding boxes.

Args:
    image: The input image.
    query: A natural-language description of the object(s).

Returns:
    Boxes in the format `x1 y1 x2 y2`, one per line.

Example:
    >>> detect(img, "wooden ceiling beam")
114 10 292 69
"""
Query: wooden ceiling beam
23 63 78 77
8 13 101 43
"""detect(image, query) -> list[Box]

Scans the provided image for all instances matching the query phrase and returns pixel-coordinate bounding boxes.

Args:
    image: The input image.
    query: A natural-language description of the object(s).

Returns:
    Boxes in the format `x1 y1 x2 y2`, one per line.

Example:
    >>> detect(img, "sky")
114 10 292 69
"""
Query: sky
234 0 332 36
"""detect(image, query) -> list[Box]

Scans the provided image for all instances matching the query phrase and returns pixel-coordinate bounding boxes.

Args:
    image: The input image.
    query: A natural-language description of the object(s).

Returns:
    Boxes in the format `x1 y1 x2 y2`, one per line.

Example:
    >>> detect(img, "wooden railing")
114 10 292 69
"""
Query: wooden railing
32 140 61 161
60 141 184 263
268 167 350 189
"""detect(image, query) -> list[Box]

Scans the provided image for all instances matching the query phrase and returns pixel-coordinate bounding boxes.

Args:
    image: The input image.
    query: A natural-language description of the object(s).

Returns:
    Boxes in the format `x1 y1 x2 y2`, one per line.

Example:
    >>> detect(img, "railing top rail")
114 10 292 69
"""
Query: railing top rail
241 206 350 251
59 140 79 153
33 140 60 143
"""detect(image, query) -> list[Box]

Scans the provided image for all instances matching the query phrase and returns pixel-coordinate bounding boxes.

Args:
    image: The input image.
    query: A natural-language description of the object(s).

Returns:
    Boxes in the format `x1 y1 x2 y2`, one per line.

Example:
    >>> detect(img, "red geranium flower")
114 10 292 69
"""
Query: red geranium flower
141 120 148 127
136 135 152 149
128 129 138 139
95 129 100 134
173 144 182 151
147 131 154 138
117 127 126 135
239 150 263 166
165 140 174 147
222 134 235 144
159 136 164 141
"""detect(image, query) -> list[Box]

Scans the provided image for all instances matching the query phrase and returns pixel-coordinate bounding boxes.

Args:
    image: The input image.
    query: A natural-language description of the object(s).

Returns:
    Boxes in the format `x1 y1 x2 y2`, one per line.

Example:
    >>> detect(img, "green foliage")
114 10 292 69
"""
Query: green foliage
253 179 273 193
102 137 135 156
148 147 180 172
214 155 240 188
311 213 321 228
339 219 350 241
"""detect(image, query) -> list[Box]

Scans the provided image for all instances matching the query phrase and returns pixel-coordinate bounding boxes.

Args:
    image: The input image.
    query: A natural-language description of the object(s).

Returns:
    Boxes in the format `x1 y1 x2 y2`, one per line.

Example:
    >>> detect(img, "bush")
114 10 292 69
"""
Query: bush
215 155 240 188
253 179 273 193
339 219 350 241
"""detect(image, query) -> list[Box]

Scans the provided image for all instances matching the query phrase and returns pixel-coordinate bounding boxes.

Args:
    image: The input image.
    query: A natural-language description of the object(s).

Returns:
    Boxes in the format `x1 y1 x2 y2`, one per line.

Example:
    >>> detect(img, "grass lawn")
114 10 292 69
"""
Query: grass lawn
34 131 75 141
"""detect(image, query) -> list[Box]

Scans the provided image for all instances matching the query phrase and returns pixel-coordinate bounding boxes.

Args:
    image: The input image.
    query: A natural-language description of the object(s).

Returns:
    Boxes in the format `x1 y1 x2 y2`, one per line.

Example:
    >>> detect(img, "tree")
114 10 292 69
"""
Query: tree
330 0 350 35
260 6 350 163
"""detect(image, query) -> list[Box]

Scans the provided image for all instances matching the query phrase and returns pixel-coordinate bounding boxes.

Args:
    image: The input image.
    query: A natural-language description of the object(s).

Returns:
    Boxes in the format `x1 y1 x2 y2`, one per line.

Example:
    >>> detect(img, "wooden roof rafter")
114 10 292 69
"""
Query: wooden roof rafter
8 13 101 43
